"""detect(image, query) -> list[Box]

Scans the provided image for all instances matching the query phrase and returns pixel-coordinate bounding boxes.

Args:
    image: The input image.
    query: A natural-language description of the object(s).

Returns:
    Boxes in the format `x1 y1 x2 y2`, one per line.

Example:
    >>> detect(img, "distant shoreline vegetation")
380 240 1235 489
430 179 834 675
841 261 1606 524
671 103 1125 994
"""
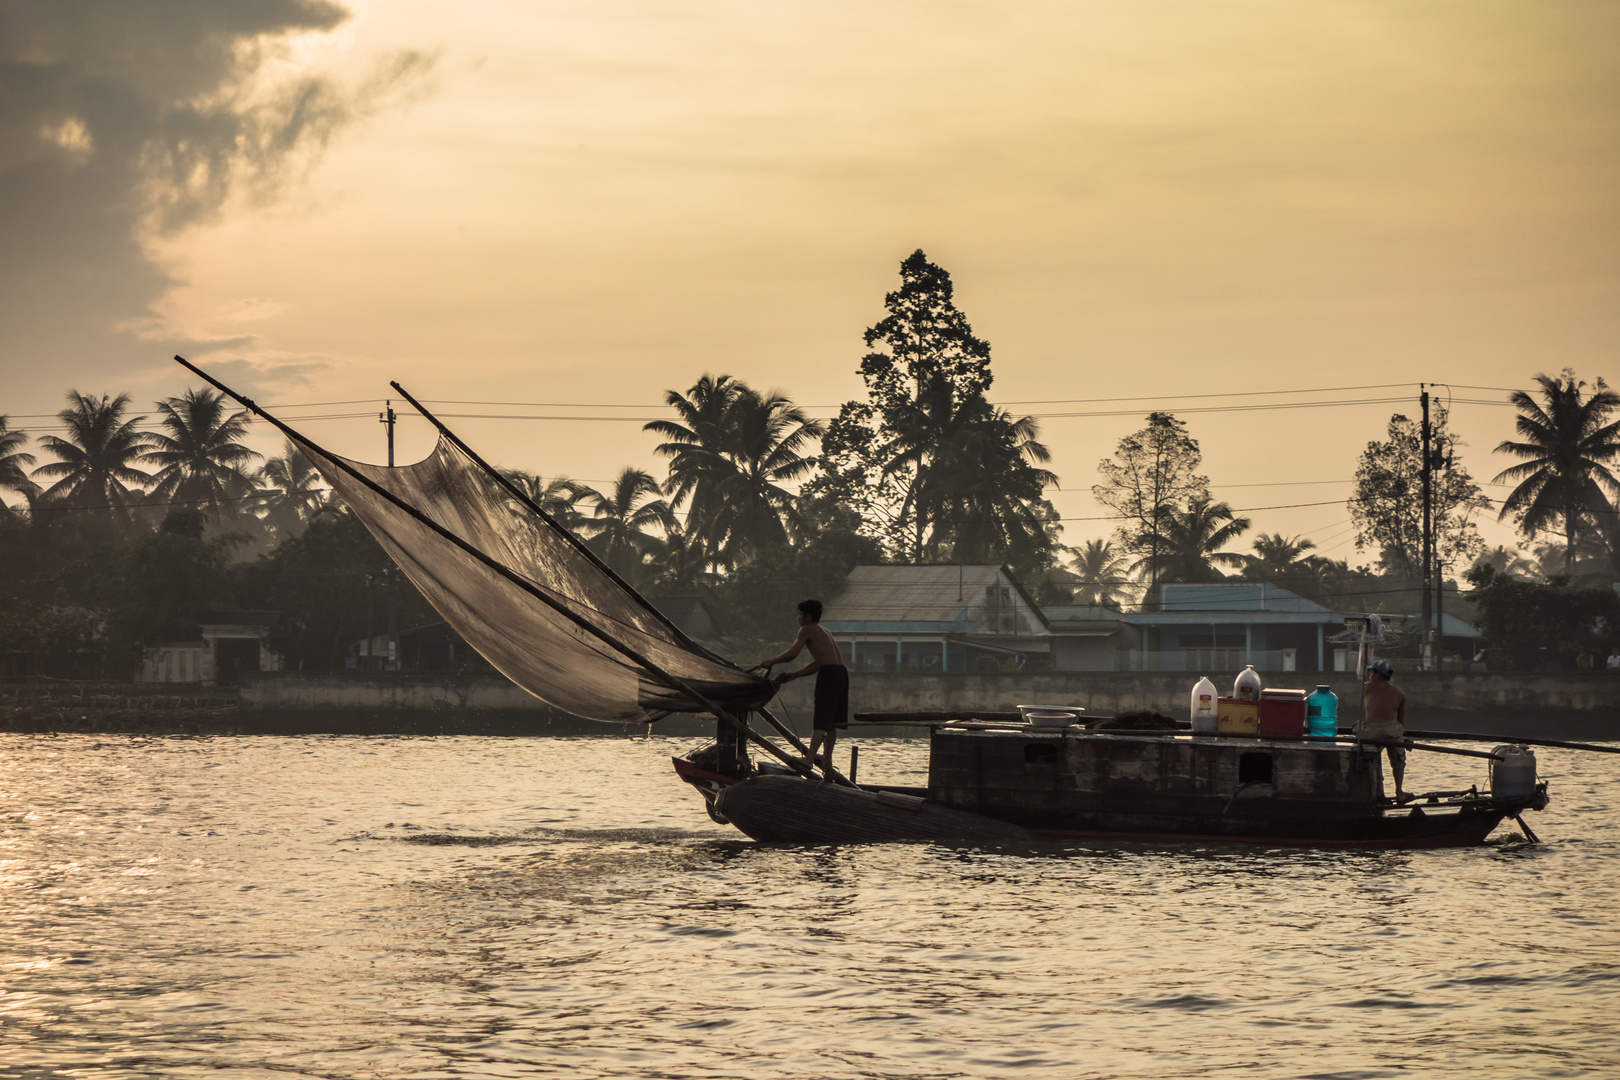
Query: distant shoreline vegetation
3 255 1617 679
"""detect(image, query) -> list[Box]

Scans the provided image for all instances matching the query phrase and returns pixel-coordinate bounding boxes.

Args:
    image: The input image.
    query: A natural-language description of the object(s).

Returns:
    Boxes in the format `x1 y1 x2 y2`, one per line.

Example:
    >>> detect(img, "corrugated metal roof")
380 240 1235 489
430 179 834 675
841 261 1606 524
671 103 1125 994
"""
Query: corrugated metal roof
1157 582 1332 614
825 564 1047 628
1043 603 1126 622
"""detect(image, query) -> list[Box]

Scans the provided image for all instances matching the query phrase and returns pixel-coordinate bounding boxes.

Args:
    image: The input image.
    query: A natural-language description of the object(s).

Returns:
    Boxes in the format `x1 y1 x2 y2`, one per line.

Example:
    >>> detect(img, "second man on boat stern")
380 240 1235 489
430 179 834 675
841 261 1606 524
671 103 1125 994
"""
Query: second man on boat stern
758 599 849 774
1357 659 1410 803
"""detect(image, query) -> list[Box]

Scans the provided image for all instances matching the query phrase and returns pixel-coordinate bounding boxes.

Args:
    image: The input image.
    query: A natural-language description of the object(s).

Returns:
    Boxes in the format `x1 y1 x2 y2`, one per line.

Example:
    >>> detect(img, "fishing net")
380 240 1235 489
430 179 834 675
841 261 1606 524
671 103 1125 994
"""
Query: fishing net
298 433 774 723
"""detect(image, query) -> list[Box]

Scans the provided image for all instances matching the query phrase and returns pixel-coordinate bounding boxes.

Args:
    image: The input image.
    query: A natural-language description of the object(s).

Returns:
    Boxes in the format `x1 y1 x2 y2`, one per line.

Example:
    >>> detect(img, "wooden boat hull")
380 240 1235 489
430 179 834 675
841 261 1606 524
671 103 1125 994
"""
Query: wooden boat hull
698 772 1507 849
672 721 1545 849
713 775 1033 846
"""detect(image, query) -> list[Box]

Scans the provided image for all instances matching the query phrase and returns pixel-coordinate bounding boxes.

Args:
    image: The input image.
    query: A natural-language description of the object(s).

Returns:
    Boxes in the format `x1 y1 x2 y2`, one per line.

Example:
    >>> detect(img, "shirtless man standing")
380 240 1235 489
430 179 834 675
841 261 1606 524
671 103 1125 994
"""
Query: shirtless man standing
758 599 848 772
1357 659 1410 802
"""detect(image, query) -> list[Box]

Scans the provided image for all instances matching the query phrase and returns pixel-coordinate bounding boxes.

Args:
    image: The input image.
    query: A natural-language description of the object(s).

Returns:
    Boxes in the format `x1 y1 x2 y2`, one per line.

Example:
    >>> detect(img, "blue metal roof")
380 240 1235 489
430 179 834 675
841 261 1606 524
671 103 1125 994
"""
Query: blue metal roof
823 621 971 634
1156 582 1332 614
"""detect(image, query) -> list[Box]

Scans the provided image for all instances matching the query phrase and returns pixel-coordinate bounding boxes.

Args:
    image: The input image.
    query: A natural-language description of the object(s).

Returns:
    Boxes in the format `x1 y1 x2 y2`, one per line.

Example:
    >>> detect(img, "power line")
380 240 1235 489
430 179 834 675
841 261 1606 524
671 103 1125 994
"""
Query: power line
414 382 1420 411
12 489 331 513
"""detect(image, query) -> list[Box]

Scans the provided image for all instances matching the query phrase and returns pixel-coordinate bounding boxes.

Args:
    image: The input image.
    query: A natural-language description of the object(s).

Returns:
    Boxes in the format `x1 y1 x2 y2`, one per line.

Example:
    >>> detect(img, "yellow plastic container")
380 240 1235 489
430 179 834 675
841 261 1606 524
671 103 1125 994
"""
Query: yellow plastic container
1216 698 1260 734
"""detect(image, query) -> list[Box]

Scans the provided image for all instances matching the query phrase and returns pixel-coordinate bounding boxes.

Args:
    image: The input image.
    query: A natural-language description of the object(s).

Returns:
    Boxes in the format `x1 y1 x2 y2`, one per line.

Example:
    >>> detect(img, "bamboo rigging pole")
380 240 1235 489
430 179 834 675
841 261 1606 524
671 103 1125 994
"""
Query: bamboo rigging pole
172 355 818 782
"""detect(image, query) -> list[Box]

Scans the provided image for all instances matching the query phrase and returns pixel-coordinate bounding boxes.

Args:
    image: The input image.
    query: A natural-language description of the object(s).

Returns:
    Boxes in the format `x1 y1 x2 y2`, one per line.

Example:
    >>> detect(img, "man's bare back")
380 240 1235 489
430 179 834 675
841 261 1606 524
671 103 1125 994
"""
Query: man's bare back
790 622 841 669
1362 676 1406 730
1359 664 1410 800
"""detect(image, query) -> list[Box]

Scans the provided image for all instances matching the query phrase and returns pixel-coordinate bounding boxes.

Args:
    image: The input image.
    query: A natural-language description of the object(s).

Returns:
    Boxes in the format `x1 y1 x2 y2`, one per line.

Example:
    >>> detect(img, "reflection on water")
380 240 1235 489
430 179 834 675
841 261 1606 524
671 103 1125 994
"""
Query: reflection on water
1 734 1616 1078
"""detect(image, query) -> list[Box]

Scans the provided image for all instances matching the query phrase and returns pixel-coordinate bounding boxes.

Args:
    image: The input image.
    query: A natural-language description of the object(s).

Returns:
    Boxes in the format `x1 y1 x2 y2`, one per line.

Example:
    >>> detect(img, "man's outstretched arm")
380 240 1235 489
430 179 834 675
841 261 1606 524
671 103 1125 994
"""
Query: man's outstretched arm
757 627 809 671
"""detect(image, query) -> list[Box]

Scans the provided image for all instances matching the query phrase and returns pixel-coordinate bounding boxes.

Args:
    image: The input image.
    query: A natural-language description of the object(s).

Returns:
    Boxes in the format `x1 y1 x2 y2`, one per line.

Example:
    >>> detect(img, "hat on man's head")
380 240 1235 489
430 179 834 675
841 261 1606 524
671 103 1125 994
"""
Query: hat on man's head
1369 659 1394 679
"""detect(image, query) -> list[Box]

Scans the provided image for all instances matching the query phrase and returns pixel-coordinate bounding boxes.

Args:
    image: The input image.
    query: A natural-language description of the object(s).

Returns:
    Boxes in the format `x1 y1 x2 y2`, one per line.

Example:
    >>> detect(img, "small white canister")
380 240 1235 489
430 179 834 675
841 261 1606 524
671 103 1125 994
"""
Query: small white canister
1190 677 1218 733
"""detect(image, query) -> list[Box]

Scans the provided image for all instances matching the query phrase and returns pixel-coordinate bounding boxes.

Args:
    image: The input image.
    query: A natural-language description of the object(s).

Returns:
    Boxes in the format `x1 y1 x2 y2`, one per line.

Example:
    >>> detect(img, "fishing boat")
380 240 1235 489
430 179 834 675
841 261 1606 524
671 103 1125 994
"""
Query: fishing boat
672 715 1553 849
172 356 1585 852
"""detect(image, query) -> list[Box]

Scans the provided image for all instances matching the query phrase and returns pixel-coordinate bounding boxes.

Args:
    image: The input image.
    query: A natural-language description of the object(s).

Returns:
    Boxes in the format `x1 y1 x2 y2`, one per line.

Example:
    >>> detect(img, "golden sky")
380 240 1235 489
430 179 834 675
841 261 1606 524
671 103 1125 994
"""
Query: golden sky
3 0 1617 563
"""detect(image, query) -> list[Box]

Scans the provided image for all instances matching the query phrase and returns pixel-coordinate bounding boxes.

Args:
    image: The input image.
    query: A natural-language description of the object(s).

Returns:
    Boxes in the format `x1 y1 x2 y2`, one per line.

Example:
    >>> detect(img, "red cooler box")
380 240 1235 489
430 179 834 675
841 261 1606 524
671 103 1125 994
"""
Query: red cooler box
1258 689 1307 737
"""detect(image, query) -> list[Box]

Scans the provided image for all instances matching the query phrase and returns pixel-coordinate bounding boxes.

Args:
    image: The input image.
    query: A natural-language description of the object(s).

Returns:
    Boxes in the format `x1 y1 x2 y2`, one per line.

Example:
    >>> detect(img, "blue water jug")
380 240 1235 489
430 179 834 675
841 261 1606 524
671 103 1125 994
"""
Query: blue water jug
1306 685 1338 739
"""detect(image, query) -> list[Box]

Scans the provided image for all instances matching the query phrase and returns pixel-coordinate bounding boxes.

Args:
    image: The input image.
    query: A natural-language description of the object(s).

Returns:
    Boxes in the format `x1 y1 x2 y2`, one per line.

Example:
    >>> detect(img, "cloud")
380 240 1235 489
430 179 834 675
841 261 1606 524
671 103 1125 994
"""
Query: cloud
203 355 335 399
0 1 434 380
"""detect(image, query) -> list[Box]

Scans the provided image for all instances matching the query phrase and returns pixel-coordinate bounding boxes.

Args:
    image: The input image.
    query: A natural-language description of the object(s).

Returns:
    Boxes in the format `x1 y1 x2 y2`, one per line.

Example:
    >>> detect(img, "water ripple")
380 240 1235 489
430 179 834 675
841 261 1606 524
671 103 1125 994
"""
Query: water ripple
1 733 1616 1078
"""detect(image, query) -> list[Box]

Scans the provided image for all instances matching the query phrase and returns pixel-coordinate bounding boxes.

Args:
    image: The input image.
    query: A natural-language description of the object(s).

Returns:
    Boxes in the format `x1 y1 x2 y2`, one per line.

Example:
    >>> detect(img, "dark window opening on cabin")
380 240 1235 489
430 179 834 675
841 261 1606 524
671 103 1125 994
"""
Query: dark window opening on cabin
1239 752 1274 784
1177 632 1246 648
1025 743 1058 765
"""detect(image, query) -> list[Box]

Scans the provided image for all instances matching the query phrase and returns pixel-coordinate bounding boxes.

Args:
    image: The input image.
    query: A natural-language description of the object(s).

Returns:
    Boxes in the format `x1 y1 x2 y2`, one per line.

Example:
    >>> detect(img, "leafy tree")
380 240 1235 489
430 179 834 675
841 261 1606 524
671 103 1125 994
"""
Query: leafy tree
710 493 883 652
1092 412 1209 590
574 467 674 586
1293 557 1385 612
253 440 330 541
1466 563 1620 670
235 507 438 672
32 391 154 535
0 415 37 499
142 388 260 511
0 495 106 669
817 250 1059 571
1349 407 1489 580
1492 370 1620 577
1134 497 1251 584
106 508 240 672
1068 538 1134 608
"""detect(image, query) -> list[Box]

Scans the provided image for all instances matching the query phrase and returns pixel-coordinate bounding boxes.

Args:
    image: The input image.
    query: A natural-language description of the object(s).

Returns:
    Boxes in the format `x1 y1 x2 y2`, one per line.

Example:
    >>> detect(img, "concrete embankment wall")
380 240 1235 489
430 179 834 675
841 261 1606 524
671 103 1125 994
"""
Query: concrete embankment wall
232 671 1620 739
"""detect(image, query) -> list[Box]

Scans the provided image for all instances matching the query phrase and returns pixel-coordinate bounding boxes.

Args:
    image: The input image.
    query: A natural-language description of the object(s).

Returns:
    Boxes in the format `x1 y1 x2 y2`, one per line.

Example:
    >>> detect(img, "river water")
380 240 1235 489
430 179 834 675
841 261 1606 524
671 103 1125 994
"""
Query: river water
2 733 1616 1079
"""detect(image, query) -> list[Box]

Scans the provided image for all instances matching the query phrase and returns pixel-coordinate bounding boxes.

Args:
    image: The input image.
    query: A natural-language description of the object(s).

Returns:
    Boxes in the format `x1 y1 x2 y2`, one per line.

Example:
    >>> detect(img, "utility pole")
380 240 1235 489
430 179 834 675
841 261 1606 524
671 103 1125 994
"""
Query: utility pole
1420 385 1433 671
380 400 397 467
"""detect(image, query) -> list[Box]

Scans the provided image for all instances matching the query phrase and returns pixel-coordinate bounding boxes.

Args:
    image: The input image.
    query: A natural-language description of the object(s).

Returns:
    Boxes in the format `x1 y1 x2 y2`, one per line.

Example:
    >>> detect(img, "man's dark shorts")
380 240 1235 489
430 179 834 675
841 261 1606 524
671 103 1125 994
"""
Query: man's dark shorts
813 665 850 732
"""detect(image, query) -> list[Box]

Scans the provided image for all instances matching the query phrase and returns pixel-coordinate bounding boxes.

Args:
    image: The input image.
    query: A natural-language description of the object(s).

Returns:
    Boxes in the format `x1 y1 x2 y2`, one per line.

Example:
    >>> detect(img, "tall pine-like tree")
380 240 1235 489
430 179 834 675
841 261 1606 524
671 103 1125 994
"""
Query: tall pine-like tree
815 250 1060 572
1091 412 1209 595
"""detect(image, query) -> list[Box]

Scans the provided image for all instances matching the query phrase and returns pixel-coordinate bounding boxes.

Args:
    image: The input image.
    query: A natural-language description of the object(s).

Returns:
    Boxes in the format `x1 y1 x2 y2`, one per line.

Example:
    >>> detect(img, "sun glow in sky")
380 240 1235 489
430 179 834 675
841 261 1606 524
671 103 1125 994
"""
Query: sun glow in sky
3 0 1617 560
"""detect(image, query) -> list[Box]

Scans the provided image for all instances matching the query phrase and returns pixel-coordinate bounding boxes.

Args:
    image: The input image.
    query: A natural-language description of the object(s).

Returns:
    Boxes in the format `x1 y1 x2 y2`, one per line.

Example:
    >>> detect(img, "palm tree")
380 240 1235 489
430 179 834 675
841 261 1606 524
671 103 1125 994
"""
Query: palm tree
499 469 585 532
918 401 1058 566
1494 370 1620 575
141 388 260 513
646 375 741 562
574 467 675 583
32 391 154 526
705 389 823 567
645 377 821 569
253 440 329 540
1068 538 1133 608
0 415 37 500
1134 497 1251 583
1243 533 1317 579
1474 545 1539 582
651 520 709 592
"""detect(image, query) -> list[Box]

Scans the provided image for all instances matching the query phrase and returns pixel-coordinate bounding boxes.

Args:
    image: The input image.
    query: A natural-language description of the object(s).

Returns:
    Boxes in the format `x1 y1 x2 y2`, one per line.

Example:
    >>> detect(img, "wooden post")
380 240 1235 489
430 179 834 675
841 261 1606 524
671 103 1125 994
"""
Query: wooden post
717 710 751 777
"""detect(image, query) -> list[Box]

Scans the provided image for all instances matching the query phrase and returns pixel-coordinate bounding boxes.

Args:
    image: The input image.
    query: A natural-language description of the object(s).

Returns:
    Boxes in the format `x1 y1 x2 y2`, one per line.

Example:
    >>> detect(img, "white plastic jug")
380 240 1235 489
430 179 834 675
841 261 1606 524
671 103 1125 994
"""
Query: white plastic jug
1233 665 1263 702
1490 745 1538 799
1191 677 1218 733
